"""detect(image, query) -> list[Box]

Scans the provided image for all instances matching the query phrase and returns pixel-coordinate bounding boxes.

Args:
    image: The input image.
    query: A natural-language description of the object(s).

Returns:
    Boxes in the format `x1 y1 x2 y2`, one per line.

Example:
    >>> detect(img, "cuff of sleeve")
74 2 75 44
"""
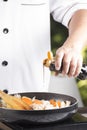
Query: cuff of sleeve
62 3 87 28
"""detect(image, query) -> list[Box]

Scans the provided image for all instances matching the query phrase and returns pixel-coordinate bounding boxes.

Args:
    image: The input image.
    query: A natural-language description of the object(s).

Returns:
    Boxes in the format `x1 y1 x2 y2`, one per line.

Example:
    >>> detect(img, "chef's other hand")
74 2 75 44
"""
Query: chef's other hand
55 41 83 77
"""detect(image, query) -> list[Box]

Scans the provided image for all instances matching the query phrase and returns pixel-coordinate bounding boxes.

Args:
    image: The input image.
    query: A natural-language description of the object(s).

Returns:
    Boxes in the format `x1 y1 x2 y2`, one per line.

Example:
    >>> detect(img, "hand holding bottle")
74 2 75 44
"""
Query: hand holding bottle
43 51 87 80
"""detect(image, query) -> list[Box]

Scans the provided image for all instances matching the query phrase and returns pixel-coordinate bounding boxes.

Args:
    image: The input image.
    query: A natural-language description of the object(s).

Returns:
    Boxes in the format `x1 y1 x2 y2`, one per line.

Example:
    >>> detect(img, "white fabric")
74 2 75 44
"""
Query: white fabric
0 0 87 93
50 0 87 27
49 76 83 107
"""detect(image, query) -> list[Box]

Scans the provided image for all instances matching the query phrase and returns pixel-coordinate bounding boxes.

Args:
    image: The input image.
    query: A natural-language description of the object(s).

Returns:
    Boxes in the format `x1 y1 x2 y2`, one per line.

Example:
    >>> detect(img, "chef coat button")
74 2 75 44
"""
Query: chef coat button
3 28 9 34
3 0 8 1
2 61 8 66
3 89 8 94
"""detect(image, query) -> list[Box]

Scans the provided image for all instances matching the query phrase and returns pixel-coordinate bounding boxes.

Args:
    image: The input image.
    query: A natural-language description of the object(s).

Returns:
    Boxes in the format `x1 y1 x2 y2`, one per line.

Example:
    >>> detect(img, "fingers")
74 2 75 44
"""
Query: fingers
55 49 83 77
68 56 83 77
73 56 83 77
55 50 64 71
68 59 77 77
62 54 71 75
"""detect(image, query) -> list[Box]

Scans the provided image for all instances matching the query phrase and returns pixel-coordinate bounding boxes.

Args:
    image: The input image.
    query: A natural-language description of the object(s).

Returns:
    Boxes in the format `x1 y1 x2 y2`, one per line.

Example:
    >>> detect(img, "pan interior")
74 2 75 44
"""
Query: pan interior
0 92 78 123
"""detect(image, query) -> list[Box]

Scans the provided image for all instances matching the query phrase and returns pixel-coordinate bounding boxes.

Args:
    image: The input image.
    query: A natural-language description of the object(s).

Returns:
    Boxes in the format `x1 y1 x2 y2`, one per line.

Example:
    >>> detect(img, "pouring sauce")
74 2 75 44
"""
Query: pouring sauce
43 51 87 80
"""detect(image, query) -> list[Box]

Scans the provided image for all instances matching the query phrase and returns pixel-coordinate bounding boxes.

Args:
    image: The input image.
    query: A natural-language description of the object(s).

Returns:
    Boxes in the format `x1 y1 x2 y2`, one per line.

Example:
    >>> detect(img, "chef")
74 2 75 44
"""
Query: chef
0 0 87 94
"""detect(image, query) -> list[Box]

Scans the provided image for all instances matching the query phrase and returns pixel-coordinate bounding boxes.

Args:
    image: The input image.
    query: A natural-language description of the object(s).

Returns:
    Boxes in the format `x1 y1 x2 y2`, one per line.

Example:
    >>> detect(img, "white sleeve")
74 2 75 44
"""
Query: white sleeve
50 0 87 28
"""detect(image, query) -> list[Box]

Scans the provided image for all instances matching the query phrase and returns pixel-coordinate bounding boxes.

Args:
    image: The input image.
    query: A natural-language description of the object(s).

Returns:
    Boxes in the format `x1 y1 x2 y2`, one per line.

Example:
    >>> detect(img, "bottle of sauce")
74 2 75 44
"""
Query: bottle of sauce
43 51 87 80
49 62 87 80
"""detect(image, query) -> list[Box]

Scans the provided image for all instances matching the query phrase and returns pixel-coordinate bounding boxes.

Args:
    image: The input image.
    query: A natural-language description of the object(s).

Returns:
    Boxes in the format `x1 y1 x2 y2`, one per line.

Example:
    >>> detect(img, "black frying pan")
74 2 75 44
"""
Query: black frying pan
0 92 78 124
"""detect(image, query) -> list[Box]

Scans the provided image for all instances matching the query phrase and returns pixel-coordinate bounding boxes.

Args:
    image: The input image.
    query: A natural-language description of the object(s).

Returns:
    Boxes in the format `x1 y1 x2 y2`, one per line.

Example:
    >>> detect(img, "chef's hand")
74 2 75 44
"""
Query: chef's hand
55 10 87 77
55 39 83 77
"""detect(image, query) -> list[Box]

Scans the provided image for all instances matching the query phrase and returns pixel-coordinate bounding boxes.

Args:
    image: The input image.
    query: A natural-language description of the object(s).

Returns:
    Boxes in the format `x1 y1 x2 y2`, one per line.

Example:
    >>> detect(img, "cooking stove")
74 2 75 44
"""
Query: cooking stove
0 107 87 130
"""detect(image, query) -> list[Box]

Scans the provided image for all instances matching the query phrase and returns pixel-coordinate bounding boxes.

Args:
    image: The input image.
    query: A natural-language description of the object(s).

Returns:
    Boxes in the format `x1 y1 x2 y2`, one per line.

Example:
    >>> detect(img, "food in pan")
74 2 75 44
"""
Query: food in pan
0 90 30 110
0 90 71 110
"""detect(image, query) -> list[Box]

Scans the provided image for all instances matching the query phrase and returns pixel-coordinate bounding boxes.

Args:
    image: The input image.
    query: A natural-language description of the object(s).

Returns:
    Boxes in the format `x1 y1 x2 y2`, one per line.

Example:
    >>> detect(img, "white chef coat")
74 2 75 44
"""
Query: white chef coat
0 0 87 94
